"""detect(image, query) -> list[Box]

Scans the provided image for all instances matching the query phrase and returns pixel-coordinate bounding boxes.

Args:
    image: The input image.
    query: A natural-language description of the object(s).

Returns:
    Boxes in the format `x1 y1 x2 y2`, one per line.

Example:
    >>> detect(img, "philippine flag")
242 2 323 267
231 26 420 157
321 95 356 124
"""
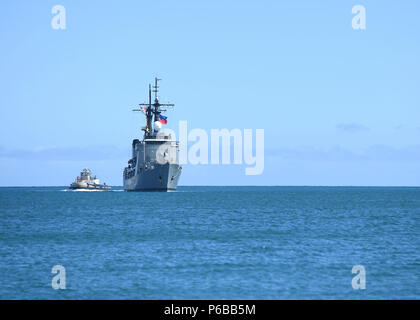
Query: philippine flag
158 115 167 124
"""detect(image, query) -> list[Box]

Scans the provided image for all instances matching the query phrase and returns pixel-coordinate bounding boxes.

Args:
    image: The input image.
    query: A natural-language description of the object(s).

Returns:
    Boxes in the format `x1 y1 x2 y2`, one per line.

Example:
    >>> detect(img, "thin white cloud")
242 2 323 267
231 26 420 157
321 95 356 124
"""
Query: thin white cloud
336 123 370 133
267 145 420 162
0 145 127 161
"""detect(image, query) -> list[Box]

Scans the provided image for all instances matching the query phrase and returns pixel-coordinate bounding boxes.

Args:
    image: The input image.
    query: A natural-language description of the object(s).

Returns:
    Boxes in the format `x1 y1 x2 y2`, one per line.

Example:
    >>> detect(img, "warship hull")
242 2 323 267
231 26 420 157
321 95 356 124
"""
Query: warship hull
123 163 181 191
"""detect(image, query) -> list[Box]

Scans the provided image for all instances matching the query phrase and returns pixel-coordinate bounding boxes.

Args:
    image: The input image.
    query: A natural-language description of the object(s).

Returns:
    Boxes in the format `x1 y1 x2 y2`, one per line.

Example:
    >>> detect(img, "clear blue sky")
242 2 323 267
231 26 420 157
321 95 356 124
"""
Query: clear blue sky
0 0 419 186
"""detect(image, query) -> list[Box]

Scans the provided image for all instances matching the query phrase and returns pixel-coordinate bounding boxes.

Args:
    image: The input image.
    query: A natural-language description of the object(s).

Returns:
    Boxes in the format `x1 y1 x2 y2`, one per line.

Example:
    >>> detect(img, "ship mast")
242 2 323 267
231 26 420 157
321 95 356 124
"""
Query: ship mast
147 84 152 135
133 77 174 138
152 77 162 124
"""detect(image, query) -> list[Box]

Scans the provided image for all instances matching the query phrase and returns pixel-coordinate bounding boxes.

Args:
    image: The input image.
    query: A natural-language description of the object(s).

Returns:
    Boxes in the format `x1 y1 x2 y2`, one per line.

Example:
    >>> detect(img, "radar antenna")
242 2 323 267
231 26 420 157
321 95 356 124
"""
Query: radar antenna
132 77 175 138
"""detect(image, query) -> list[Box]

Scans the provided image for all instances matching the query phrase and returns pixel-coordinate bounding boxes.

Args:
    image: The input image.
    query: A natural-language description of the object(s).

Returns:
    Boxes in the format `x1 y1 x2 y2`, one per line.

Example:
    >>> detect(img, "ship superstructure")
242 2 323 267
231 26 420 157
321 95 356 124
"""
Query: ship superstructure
123 78 182 191
69 168 111 190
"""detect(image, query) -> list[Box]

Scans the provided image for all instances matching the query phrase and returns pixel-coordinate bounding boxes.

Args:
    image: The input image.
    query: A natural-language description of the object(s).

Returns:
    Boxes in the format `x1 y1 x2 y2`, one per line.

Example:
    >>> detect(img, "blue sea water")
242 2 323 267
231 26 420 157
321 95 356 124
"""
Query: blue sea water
0 186 419 299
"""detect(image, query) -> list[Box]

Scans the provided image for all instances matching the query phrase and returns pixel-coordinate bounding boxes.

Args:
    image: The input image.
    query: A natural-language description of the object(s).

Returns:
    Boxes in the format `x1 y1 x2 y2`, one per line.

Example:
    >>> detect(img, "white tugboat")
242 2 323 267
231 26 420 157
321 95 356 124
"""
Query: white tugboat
69 168 111 191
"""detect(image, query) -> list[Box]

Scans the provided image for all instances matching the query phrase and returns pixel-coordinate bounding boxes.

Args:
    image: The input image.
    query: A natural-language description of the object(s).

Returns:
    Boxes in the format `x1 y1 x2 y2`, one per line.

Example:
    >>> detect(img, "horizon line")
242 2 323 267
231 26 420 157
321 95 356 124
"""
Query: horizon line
0 185 419 188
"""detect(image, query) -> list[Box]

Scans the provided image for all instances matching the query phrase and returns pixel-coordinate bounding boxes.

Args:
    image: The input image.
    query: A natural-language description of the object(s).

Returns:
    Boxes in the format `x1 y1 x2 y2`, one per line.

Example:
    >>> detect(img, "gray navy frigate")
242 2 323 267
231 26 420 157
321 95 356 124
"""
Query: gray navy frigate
123 78 182 191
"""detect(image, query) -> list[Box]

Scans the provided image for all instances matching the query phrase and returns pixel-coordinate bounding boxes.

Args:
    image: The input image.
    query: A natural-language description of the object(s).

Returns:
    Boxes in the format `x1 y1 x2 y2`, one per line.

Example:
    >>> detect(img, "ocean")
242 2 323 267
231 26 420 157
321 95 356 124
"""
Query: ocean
0 186 418 299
